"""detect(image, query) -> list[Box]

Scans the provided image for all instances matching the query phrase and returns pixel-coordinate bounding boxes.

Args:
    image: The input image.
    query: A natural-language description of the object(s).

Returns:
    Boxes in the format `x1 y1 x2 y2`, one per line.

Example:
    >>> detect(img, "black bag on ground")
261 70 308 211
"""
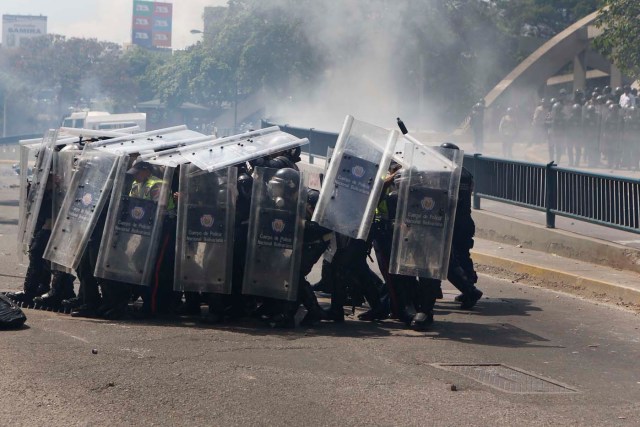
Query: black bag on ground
0 293 27 329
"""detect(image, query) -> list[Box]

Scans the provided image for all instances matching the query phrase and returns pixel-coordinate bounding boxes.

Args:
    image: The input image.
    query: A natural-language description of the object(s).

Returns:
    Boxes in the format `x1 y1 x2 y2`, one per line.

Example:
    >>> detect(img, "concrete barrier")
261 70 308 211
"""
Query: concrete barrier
474 209 640 274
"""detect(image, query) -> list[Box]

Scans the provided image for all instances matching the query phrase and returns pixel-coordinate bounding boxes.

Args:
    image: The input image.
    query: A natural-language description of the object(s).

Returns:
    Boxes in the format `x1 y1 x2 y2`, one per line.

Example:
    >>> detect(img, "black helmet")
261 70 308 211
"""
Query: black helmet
267 168 300 201
596 95 606 104
592 87 601 94
440 142 460 151
306 188 320 208
549 97 558 105
603 85 611 94
559 88 567 96
288 146 302 160
615 86 623 96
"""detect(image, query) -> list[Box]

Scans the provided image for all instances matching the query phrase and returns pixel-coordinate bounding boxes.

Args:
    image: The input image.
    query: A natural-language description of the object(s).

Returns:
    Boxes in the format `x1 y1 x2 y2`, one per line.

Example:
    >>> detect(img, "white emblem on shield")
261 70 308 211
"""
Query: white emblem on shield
421 197 435 211
351 165 365 178
81 193 93 207
200 214 214 228
131 206 145 220
272 219 285 233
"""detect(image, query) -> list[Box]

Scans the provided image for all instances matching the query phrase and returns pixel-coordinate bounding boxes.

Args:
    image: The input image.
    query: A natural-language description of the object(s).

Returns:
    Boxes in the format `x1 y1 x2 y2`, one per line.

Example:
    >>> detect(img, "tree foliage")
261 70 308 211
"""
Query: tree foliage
594 0 640 79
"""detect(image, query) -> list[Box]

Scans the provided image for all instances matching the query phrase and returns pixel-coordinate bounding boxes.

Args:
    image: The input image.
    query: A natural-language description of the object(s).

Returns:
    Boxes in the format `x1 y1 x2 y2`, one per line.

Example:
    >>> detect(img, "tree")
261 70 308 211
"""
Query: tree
594 0 640 79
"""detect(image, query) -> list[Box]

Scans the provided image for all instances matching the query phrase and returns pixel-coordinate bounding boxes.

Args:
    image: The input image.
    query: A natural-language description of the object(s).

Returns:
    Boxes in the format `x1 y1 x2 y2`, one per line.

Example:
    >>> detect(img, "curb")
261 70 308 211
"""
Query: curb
471 251 640 307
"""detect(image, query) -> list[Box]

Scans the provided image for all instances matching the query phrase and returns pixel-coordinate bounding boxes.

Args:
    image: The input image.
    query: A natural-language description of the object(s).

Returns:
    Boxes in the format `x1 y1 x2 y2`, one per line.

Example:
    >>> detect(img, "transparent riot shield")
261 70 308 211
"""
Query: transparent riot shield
17 129 58 256
94 160 174 286
150 127 309 172
44 148 123 270
174 166 237 294
91 125 205 154
16 140 41 261
389 141 463 279
312 116 399 240
242 167 305 302
50 149 82 273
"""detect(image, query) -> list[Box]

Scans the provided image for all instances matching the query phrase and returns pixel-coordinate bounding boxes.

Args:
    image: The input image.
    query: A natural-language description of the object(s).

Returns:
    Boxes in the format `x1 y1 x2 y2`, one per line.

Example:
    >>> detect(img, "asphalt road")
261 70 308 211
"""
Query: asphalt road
1 166 640 426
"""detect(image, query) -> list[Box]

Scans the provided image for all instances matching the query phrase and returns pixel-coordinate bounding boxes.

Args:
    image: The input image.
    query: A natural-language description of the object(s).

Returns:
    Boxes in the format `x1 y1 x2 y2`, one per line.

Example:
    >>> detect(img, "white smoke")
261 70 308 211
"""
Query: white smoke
269 1 454 134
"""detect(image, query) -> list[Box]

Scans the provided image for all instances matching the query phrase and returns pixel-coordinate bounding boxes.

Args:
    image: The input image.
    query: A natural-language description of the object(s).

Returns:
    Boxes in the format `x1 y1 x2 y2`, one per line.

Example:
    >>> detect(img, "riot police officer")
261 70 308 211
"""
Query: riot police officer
582 99 601 167
549 99 566 162
567 103 583 166
470 100 485 152
441 143 483 310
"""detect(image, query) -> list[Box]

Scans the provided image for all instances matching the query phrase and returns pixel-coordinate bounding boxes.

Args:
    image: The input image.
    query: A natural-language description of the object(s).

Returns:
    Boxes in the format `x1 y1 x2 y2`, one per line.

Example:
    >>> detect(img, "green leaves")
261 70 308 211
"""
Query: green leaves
594 0 640 79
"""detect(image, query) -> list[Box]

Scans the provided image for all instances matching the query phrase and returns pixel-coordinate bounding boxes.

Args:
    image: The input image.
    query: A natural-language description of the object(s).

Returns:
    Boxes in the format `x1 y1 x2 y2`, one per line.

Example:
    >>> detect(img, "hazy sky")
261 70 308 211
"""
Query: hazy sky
1 0 227 49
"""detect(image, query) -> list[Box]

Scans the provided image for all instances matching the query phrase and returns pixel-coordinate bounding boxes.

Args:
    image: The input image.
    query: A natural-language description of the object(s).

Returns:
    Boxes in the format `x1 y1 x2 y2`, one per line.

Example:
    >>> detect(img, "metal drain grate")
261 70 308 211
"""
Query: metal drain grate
431 364 578 394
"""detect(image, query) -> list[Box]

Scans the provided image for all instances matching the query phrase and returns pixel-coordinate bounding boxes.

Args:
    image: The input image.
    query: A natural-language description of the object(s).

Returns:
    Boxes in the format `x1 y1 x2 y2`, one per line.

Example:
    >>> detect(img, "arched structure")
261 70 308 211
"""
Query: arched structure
484 10 634 109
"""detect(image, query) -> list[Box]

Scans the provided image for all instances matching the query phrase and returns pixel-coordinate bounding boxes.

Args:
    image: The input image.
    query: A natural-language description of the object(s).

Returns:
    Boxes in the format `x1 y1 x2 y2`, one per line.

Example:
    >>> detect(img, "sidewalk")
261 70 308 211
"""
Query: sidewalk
471 237 640 309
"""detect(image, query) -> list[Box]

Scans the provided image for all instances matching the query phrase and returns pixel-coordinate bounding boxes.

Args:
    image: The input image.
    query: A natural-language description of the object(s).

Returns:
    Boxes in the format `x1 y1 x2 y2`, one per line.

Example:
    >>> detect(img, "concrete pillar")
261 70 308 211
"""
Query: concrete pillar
610 64 623 89
573 51 587 91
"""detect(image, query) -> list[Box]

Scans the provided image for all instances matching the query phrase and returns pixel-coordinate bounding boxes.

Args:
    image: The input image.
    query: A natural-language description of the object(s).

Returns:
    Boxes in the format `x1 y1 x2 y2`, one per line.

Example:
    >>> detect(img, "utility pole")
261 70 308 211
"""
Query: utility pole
2 94 6 138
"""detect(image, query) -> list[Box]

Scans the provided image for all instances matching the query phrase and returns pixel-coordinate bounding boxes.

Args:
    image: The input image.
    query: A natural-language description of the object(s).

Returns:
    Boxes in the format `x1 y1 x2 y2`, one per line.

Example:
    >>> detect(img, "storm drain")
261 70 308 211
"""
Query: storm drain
431 364 578 394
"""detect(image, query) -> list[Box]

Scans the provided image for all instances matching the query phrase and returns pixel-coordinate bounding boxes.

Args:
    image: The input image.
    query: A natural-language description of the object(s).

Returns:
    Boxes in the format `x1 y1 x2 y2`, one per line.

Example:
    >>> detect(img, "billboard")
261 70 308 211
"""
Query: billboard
132 1 172 49
2 15 47 49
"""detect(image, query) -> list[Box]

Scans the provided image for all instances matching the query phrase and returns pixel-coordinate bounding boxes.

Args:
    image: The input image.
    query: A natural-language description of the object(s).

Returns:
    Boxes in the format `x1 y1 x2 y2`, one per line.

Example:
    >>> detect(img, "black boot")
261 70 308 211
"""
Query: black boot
412 278 439 330
460 288 483 310
357 272 388 321
33 272 76 310
299 280 327 326
202 293 225 324
326 272 346 323
268 301 297 329
176 292 202 316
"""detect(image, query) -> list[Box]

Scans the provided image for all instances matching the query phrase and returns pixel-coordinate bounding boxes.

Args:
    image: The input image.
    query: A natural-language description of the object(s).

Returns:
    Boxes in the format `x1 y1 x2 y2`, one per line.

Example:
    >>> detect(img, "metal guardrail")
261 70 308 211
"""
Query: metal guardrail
264 120 640 234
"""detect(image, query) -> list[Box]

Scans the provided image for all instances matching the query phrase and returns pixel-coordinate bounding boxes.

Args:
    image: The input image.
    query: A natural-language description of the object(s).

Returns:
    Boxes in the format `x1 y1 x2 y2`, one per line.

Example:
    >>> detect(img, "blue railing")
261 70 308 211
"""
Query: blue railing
263 120 640 234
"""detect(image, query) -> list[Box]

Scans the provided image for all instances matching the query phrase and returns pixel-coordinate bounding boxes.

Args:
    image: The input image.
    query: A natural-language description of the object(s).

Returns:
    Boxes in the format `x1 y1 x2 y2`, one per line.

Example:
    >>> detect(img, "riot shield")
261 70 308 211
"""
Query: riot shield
92 126 206 155
94 160 174 286
242 167 305 302
389 141 463 280
50 149 82 273
312 116 399 240
174 165 237 294
17 129 58 256
44 148 123 270
16 140 41 261
144 127 309 172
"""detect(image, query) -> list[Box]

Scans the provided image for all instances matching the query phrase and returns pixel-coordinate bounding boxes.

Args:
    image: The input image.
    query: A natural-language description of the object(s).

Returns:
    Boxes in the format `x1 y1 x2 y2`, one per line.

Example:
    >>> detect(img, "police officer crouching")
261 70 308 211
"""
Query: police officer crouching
440 143 483 310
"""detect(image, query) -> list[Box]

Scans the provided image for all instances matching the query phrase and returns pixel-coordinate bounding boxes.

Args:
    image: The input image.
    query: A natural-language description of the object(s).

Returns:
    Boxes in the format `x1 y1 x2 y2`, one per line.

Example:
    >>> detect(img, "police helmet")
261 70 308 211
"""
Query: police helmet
596 95 606 104
549 97 558 105
306 188 320 208
603 85 611 94
267 168 300 201
440 142 460 151
615 86 623 96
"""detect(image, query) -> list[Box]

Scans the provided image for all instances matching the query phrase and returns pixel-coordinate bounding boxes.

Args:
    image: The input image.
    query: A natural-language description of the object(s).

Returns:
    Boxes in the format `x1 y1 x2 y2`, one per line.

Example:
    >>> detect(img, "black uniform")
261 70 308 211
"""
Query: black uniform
448 166 483 309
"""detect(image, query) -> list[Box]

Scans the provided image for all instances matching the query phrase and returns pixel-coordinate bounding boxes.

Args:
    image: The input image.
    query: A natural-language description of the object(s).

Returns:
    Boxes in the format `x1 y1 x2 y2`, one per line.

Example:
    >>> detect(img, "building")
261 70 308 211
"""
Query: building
2 15 47 49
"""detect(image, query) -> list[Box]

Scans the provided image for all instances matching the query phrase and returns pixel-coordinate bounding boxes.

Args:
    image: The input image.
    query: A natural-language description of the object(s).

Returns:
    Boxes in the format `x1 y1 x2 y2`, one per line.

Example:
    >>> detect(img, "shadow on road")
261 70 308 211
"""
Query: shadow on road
430 321 562 348
435 297 543 318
